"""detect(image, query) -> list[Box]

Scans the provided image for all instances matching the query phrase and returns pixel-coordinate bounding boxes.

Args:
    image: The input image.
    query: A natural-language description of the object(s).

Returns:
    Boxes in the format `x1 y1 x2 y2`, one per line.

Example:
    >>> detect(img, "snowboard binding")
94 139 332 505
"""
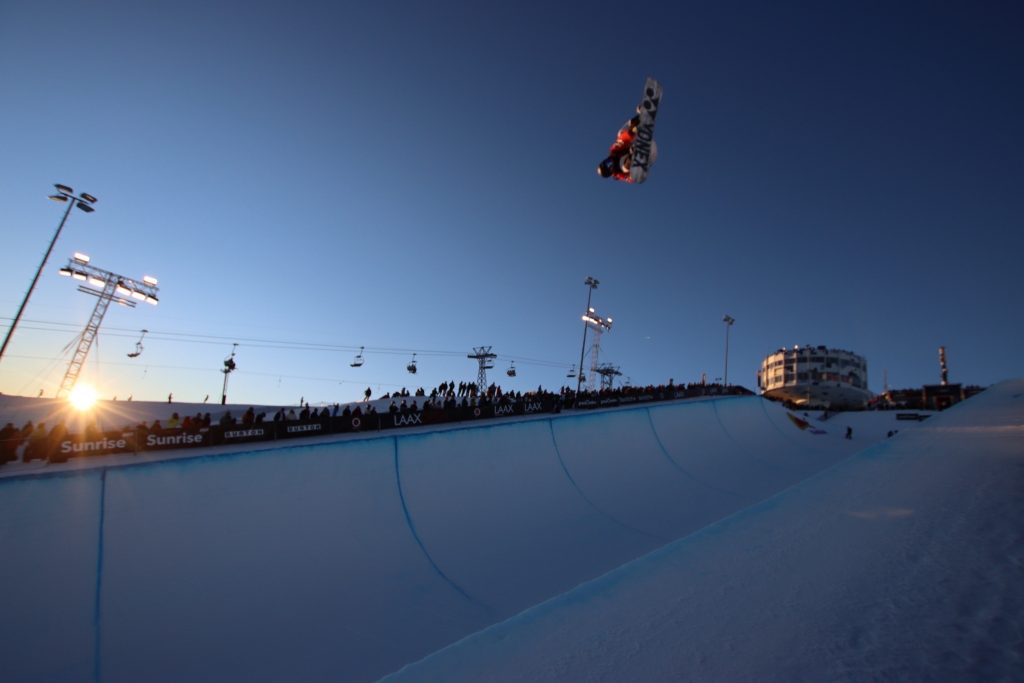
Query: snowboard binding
597 156 630 178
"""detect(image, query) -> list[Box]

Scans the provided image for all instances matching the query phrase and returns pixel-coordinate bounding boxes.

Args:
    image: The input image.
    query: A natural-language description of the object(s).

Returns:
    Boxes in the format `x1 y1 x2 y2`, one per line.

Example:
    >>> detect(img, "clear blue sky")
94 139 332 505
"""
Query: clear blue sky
1 0 1021 405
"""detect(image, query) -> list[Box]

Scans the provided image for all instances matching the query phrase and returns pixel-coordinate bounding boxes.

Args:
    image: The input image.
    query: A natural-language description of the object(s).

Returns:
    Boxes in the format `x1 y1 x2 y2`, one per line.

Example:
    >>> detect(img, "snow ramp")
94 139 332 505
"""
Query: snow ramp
0 395 858 682
385 380 1024 682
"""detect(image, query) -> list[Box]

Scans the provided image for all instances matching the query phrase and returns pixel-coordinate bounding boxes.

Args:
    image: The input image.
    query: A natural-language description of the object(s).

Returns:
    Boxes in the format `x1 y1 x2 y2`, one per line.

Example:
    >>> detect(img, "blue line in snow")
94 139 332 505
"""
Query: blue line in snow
645 408 741 497
392 438 484 608
758 395 809 442
546 420 665 542
93 469 107 683
710 399 790 472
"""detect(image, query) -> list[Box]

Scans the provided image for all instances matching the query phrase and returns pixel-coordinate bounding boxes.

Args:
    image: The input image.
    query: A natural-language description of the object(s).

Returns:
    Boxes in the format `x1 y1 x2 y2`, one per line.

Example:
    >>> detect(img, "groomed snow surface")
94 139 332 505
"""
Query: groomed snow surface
2 383 1021 682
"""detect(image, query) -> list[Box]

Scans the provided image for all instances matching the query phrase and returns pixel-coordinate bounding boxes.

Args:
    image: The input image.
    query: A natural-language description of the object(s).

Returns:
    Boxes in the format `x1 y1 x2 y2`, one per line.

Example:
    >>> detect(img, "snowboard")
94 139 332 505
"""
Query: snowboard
629 77 662 184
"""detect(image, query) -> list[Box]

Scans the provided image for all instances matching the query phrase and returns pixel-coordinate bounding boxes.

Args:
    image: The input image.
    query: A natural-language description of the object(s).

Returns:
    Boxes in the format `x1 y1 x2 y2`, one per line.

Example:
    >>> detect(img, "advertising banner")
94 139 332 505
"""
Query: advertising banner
52 430 137 461
220 425 274 445
44 394 577 460
141 428 211 451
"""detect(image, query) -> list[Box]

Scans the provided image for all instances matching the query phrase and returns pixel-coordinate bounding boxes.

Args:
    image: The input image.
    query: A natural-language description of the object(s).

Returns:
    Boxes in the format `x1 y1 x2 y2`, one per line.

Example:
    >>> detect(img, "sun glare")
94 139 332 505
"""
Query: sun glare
69 384 98 411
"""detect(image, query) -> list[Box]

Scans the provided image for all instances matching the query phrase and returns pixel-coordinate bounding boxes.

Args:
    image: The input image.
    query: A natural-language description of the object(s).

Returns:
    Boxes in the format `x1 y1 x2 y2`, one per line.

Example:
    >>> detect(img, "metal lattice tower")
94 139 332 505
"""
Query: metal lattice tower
595 363 622 391
57 254 159 398
582 312 613 391
468 346 496 394
588 328 603 389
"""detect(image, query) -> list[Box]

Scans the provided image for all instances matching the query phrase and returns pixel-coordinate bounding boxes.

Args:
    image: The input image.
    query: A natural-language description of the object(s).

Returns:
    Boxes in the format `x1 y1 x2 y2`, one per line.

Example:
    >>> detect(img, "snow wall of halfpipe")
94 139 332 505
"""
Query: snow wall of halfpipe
0 395 858 682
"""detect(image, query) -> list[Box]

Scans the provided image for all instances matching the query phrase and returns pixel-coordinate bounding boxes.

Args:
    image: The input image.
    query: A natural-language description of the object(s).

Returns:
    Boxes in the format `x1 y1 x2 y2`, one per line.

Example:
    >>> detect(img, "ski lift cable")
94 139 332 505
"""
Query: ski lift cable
13 343 72 397
19 326 576 374
3 353 409 391
14 318 445 359
99 322 559 364
10 317 576 370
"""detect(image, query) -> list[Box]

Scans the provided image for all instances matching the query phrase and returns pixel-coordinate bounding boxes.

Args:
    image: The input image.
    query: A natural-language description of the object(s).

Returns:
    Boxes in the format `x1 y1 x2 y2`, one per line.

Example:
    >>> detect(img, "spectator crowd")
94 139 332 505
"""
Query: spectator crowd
1 379 750 466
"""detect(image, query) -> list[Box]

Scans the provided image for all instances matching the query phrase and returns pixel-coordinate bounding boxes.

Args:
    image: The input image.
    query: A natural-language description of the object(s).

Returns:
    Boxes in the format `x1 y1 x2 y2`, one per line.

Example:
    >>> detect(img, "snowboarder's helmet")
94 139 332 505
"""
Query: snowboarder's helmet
597 159 614 178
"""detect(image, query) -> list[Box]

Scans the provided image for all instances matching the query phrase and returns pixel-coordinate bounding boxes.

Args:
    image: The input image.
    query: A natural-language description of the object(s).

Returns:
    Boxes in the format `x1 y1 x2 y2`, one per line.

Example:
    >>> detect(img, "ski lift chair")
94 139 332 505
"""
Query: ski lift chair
126 329 148 358
350 346 365 367
406 353 417 374
506 361 516 377
566 364 577 378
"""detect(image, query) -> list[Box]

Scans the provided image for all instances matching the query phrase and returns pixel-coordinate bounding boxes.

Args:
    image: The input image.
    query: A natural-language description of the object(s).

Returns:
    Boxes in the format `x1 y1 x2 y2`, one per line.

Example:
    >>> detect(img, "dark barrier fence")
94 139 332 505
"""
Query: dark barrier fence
41 399 561 463
3 385 753 465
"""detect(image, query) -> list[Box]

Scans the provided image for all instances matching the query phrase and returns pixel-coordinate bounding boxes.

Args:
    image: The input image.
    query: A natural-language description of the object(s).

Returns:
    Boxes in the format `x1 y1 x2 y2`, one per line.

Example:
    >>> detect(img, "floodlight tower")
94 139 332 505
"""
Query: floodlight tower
575 276 600 398
57 253 159 398
723 314 735 386
582 309 613 390
468 346 496 395
0 184 97 367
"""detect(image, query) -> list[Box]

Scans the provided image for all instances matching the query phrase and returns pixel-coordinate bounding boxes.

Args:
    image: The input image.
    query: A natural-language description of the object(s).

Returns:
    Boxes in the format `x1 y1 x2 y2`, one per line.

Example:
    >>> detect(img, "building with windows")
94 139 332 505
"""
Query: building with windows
757 345 872 409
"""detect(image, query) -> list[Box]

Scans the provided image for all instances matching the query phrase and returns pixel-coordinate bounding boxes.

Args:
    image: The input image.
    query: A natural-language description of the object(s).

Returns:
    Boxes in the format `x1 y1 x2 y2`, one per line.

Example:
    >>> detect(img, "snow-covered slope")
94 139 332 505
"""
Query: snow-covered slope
385 379 1024 682
0 393 973 681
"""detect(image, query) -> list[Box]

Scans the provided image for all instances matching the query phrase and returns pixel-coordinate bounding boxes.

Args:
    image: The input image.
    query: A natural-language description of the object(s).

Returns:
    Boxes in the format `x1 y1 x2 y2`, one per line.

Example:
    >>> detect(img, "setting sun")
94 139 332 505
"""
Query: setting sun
68 384 98 411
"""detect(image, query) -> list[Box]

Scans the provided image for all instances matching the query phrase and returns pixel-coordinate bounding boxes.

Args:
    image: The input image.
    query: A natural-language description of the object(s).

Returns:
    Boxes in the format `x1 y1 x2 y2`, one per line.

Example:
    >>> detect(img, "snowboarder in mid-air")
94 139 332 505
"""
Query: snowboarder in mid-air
597 114 642 181
597 77 662 184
